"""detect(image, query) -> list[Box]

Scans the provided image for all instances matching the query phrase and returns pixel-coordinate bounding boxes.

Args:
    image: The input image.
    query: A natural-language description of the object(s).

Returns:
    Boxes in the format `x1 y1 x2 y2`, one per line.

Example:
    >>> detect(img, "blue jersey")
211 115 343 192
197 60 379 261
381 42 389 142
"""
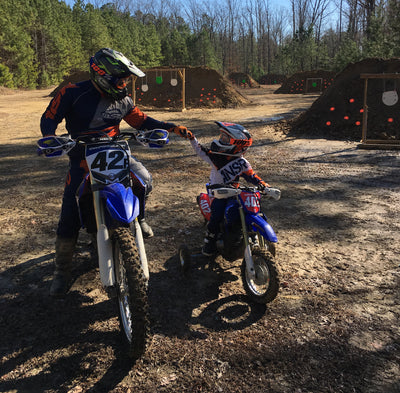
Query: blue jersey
40 80 175 139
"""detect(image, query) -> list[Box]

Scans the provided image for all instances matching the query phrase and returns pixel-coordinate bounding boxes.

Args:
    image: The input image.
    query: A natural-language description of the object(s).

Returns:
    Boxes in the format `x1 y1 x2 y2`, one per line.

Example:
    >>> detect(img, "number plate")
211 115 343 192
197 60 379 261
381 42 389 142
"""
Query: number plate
239 191 261 213
85 141 130 184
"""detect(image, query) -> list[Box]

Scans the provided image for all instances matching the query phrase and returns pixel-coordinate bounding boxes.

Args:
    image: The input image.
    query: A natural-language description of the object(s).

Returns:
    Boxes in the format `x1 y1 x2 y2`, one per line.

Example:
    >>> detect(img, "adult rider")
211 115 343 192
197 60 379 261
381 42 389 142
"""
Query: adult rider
40 48 188 297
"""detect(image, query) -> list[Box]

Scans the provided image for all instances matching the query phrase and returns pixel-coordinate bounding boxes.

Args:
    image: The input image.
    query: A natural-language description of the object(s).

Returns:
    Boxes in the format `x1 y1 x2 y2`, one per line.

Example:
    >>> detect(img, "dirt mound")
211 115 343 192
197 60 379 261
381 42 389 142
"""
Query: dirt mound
137 67 250 109
49 70 89 96
51 67 250 109
291 58 400 140
228 72 260 88
258 74 287 85
275 70 336 94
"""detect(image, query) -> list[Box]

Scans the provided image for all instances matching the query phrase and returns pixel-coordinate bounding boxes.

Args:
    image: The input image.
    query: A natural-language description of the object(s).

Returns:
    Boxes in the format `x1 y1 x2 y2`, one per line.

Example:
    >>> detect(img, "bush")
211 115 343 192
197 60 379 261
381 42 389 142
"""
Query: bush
0 64 15 88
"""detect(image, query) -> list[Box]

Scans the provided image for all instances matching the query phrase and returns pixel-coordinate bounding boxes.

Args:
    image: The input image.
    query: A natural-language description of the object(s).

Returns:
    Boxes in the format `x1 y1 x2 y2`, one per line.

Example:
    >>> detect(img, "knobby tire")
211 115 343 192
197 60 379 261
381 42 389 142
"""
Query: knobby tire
112 227 150 359
241 246 280 304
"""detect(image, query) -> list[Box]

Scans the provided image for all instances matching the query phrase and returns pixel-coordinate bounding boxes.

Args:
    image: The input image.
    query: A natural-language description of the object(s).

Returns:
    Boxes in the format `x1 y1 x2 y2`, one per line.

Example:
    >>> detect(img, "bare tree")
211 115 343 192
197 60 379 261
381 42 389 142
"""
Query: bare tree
290 0 309 36
309 0 332 40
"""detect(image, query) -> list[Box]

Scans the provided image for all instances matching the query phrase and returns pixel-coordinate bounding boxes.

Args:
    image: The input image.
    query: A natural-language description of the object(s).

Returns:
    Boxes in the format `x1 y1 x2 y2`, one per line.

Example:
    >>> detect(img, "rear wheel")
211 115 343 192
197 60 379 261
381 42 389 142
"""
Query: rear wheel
241 246 279 304
112 227 149 359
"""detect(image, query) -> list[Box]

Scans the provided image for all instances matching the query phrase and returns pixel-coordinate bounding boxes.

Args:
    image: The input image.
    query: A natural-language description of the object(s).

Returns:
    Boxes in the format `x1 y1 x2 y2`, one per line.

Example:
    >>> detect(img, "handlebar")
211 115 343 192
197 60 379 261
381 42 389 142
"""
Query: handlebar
135 129 169 147
209 184 281 201
37 129 169 157
36 135 76 157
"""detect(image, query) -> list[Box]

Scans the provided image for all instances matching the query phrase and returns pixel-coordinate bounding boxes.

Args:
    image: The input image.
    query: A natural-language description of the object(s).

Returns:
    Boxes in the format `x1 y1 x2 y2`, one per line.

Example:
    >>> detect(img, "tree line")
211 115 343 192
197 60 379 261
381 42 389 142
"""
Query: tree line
0 0 399 89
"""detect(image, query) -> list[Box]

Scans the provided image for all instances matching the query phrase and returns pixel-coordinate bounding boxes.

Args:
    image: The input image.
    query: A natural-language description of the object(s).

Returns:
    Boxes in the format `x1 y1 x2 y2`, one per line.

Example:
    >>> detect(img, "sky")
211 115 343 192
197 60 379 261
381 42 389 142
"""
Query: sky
61 0 338 32
63 0 292 12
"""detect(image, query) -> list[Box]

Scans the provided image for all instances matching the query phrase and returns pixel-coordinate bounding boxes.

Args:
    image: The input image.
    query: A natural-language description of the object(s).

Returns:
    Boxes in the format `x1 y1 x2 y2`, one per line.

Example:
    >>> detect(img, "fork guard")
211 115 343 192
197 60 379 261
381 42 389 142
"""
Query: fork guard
246 213 278 243
100 183 139 224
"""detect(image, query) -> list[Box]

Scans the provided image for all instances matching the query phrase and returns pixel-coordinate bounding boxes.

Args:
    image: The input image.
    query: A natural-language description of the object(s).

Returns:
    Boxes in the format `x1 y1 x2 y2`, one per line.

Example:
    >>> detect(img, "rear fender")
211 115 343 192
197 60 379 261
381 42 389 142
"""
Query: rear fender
246 213 278 243
198 193 212 221
100 183 139 224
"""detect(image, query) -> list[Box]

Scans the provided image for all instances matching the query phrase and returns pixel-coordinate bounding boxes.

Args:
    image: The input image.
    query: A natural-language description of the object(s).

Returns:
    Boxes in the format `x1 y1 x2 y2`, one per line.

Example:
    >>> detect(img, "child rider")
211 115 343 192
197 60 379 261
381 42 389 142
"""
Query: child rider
174 121 272 256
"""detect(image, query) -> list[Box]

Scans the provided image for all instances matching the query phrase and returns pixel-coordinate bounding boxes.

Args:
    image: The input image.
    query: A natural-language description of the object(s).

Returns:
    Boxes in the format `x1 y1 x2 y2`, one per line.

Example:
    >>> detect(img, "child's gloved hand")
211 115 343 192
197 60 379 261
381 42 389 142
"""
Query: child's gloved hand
171 125 194 140
263 187 281 201
257 181 270 191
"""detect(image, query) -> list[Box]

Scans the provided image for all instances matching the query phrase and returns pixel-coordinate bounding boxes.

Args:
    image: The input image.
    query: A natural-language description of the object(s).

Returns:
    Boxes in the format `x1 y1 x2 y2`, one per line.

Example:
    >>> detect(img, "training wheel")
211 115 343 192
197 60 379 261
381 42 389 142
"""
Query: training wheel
178 244 191 273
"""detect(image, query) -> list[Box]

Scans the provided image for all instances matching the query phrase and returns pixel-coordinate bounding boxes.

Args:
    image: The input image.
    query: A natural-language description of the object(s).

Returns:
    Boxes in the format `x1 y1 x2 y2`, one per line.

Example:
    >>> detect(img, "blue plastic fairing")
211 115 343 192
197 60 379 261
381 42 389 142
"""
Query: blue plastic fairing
100 183 139 223
246 213 278 243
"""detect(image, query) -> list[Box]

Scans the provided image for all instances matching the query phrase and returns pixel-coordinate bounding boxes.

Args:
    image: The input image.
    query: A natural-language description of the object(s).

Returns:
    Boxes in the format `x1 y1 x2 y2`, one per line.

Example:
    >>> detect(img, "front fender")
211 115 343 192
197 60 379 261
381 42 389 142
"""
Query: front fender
246 214 278 243
100 183 139 224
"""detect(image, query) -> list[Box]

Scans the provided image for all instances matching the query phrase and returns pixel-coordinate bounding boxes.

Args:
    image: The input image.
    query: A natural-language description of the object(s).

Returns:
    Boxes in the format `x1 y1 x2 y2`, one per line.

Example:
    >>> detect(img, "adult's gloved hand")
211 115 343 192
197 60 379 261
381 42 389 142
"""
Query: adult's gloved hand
171 125 194 140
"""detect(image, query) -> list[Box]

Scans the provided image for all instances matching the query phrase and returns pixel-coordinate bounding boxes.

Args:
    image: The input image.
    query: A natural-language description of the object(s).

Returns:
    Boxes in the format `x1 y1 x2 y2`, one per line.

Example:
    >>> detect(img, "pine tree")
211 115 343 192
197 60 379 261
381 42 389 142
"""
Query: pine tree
0 0 38 88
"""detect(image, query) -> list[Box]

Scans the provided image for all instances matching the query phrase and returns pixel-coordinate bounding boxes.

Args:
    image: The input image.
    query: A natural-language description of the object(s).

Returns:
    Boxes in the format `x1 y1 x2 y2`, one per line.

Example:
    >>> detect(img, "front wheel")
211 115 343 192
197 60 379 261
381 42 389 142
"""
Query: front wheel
112 227 150 359
257 233 276 257
241 246 279 304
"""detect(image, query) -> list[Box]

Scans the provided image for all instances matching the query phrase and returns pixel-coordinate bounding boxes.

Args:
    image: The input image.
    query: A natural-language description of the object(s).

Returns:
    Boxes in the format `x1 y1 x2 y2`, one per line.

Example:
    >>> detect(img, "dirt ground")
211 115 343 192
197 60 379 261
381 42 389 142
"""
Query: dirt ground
0 86 399 393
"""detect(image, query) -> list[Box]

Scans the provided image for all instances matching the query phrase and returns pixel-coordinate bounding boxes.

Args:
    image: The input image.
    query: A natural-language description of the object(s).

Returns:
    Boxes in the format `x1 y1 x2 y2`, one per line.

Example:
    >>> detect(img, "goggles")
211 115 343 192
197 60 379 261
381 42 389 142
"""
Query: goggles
115 76 130 89
219 131 252 148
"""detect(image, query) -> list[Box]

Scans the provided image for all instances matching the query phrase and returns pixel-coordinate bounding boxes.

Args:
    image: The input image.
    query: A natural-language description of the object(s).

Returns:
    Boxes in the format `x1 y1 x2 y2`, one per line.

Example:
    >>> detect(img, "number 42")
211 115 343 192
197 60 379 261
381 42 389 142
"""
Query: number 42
91 151 128 171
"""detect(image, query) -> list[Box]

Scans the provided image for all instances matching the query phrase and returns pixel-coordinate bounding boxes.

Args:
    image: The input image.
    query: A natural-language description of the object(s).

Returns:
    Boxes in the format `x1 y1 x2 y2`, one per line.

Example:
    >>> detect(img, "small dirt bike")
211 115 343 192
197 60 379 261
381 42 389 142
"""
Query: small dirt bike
179 183 281 304
37 129 169 359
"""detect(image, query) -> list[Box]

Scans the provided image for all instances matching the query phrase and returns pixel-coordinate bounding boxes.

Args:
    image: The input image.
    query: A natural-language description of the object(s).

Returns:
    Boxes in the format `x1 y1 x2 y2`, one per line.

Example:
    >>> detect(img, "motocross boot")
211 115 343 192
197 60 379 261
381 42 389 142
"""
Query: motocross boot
50 237 76 298
139 218 154 238
202 231 217 256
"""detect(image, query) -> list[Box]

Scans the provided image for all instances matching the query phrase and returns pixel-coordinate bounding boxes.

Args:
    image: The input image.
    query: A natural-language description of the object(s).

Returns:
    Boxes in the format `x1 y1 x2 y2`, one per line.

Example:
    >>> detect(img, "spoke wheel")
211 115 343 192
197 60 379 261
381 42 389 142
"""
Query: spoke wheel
257 233 276 257
112 227 149 359
241 246 279 304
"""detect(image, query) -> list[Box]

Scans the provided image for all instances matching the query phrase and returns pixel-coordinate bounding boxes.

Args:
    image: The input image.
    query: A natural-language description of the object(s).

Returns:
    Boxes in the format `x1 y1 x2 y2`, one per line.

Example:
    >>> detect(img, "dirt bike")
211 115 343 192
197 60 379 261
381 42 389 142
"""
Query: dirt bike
37 129 169 359
179 183 281 304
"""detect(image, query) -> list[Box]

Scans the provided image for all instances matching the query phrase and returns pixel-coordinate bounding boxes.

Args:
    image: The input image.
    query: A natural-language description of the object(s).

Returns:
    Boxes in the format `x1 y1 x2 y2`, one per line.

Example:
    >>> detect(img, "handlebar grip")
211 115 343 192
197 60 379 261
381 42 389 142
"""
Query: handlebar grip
263 187 281 201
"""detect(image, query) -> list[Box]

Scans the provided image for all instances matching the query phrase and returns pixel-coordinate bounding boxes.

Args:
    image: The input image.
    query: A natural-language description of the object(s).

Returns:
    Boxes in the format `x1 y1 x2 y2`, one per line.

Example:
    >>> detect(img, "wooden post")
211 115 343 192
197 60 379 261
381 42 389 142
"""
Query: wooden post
361 77 368 144
178 68 186 111
131 76 137 106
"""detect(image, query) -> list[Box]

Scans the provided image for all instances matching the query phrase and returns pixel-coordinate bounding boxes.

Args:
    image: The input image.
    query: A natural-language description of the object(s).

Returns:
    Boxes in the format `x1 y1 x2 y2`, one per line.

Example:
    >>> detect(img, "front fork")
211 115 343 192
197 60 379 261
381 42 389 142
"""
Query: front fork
238 199 256 280
134 219 149 281
91 178 115 287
